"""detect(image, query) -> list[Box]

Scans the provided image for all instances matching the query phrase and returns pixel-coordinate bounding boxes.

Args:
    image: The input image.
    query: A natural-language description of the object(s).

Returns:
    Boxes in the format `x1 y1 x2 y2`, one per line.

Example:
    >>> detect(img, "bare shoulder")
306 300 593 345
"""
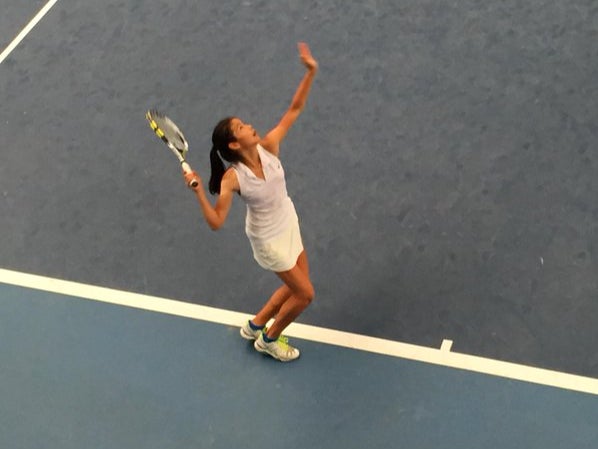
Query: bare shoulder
222 167 240 192
259 136 280 157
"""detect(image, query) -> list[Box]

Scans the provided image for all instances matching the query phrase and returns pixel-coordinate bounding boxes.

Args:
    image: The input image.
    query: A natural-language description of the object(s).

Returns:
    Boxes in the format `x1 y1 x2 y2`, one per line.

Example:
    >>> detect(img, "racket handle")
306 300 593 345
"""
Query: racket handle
181 162 199 188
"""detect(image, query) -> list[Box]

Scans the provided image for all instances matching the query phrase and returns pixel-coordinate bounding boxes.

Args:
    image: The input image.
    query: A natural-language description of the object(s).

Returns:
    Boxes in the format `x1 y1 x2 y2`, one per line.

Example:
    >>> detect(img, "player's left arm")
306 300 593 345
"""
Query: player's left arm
260 42 318 157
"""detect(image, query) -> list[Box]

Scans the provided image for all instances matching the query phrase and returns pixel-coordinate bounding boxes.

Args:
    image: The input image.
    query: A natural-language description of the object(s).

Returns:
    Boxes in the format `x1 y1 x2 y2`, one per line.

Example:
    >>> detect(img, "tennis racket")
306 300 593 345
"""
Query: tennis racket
145 109 199 188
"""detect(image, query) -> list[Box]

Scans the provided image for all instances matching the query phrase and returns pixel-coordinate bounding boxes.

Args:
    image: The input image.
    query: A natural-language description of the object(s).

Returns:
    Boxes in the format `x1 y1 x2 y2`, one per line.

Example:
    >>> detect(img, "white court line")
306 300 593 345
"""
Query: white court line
0 0 60 65
440 339 453 352
1 267 598 396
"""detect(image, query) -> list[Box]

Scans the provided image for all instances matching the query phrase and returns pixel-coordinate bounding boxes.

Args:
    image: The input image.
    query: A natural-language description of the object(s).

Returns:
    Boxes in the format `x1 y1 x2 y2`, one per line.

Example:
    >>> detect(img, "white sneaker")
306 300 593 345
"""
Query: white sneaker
239 320 263 340
254 333 300 362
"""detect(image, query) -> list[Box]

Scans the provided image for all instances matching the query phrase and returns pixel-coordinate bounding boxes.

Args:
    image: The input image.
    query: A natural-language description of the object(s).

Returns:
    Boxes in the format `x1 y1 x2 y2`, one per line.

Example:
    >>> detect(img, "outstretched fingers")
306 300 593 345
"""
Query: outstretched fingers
298 42 318 71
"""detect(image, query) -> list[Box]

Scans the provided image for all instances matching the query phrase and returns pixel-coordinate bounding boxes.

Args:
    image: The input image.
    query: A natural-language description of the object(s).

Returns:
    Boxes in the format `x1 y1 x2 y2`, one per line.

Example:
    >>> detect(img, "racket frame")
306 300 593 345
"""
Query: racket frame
146 109 199 188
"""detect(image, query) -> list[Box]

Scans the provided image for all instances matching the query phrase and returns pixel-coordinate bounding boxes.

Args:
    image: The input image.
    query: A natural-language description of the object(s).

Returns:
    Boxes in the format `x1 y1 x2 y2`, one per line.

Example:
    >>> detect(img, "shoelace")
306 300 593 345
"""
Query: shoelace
276 336 297 355
276 336 289 348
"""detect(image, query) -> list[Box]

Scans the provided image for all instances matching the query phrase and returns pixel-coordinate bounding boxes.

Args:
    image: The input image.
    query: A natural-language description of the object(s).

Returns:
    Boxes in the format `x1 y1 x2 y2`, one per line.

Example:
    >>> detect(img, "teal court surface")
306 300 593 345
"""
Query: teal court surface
1 269 597 448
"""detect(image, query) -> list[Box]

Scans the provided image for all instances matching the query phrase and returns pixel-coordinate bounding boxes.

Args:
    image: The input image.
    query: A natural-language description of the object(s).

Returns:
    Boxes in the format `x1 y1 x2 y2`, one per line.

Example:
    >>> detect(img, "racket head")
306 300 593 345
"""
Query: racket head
146 109 189 160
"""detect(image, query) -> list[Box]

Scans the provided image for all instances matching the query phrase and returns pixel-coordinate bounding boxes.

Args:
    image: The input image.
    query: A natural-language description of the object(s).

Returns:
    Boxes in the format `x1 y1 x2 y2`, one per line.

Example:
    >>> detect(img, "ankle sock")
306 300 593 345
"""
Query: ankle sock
248 320 265 331
262 333 277 343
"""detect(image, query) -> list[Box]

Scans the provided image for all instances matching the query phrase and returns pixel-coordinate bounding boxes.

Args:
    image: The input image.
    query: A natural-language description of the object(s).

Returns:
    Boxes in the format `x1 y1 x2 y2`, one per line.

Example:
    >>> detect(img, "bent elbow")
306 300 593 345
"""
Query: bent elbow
290 103 304 113
208 219 224 231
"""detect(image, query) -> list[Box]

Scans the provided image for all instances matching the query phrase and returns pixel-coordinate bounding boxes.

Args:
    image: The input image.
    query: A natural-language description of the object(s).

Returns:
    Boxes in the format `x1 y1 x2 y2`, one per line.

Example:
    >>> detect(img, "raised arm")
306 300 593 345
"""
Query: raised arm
260 42 318 156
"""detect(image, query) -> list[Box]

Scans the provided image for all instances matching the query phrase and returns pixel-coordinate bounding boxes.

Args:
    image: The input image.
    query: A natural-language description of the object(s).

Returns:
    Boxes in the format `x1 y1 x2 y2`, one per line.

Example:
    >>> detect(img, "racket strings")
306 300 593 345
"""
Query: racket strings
147 111 187 150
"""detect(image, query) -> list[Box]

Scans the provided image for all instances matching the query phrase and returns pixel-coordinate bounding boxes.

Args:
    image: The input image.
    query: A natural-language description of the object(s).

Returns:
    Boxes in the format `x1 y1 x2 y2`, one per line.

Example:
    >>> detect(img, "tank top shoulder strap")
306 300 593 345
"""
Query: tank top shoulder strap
231 162 250 196
257 143 279 163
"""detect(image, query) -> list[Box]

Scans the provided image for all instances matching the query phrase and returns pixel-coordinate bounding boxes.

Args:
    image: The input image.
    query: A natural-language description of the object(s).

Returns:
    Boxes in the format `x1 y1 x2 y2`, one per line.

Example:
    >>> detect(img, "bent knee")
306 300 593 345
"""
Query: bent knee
301 286 315 305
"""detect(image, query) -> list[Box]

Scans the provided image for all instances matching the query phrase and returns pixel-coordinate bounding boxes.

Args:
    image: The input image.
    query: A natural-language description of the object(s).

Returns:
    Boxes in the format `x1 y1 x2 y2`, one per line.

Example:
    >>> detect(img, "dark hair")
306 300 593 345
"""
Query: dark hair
208 117 240 194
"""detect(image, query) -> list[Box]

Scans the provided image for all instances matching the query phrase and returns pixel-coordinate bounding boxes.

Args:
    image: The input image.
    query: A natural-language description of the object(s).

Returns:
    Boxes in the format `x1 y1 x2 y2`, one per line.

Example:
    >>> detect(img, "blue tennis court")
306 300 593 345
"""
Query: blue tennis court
1 1 597 447
1 276 597 448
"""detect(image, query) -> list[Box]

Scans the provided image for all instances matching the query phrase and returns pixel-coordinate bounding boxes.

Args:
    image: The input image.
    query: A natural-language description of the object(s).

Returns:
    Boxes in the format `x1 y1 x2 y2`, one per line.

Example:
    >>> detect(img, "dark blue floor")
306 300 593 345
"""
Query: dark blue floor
1 283 597 449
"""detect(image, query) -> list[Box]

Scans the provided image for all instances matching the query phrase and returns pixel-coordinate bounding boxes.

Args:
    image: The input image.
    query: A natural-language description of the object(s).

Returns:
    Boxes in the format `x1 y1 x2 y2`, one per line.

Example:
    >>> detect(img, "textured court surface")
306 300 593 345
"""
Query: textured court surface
1 4 598 442
1 283 597 449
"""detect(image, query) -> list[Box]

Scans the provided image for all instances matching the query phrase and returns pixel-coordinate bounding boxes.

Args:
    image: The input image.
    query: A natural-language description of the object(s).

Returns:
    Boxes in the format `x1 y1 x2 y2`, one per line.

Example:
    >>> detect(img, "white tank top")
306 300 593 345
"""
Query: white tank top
232 144 297 243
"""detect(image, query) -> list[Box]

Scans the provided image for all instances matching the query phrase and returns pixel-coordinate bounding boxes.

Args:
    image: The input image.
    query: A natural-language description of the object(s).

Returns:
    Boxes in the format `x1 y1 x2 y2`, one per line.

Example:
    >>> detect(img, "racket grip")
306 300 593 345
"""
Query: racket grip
181 162 199 188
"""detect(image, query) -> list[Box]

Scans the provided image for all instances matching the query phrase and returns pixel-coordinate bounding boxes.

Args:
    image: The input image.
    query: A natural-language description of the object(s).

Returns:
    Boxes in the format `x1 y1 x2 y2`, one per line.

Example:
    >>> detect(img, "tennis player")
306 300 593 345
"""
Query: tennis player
184 42 318 361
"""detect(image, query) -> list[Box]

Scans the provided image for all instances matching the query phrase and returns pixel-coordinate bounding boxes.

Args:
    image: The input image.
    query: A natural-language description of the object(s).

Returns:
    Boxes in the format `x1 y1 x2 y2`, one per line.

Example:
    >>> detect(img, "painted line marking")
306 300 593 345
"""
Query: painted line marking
1 268 598 396
0 0 61 65
440 339 453 352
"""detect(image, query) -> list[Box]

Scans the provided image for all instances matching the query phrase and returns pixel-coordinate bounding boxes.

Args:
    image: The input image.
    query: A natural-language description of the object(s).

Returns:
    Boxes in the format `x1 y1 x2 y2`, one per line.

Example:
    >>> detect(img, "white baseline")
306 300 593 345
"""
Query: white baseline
1 267 597 396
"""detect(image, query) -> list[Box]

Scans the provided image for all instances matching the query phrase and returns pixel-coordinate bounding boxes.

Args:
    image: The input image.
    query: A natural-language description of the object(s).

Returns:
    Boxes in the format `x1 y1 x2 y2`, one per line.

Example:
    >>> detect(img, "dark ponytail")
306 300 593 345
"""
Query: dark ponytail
208 117 240 194
208 146 226 194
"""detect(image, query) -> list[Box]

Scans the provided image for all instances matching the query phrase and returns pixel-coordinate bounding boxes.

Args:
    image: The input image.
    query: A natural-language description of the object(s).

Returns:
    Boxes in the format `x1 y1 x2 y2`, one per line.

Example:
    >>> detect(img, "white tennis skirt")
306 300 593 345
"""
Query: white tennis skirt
249 218 304 272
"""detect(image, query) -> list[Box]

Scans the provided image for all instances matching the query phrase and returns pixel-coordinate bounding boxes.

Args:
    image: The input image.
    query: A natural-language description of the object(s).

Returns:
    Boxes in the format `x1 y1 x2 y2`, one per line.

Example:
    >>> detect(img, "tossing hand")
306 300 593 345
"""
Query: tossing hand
298 42 318 72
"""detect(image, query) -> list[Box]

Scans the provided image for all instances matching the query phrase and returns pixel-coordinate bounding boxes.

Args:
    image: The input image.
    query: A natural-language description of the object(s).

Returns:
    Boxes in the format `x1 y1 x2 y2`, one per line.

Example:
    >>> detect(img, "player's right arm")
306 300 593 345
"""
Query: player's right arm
186 168 238 230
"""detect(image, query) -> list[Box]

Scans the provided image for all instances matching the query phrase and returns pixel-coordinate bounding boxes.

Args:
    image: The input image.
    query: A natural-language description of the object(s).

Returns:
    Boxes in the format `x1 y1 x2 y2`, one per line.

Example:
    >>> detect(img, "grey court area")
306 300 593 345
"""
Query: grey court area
0 1 46 52
1 0 598 378
1 284 597 449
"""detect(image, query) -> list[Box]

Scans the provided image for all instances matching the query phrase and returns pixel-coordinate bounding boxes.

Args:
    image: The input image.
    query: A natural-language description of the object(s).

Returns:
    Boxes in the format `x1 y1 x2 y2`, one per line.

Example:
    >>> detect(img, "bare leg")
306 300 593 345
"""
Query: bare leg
266 251 314 339
251 284 292 327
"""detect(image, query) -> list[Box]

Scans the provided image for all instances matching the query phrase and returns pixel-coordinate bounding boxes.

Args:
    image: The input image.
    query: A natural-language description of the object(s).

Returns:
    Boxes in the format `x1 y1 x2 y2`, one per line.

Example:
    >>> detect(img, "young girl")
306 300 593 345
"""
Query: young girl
184 43 318 362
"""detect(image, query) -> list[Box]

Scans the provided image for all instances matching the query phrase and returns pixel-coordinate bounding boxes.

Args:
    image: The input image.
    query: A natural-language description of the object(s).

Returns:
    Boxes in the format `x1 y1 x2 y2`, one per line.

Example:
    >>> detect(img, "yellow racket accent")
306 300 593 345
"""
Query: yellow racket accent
145 109 199 188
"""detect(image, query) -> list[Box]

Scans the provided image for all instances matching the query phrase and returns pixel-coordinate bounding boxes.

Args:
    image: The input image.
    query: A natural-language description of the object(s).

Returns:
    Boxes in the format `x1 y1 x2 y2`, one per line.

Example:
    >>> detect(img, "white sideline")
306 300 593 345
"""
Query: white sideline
0 0 60 65
1 267 597 396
